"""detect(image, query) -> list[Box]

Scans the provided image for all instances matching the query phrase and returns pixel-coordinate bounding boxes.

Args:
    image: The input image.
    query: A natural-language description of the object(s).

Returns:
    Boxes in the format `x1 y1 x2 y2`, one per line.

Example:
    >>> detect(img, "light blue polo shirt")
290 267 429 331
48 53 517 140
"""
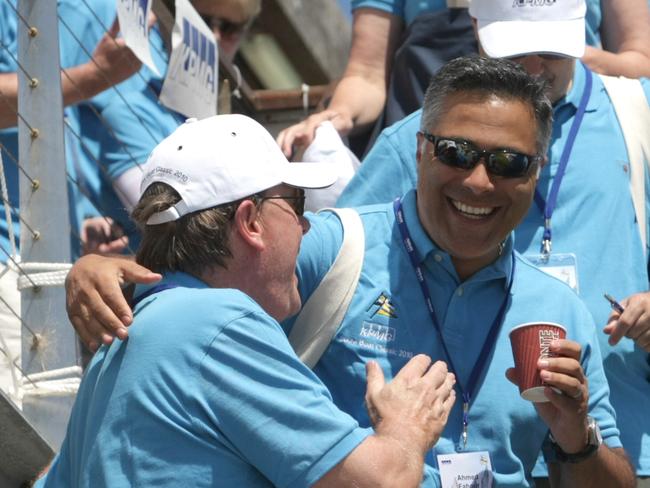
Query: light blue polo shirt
351 0 446 25
291 192 621 487
37 272 371 487
350 0 602 42
337 66 650 475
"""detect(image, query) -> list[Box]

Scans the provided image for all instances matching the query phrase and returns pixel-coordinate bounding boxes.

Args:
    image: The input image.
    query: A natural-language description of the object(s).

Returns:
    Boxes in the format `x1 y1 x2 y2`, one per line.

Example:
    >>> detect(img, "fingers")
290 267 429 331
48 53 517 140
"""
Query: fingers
538 354 586 401
276 123 314 158
276 110 339 157
97 236 129 255
118 259 162 288
365 361 385 425
604 294 650 348
365 360 386 398
548 339 581 361
504 367 518 386
68 288 120 350
394 354 432 384
107 17 120 39
422 359 451 390
65 255 161 348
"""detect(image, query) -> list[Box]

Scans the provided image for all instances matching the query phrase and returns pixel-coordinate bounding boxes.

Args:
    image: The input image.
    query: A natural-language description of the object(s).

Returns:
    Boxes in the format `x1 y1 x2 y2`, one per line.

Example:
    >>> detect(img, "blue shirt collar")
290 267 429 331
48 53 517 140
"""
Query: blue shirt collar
133 270 208 305
400 189 514 287
555 61 601 113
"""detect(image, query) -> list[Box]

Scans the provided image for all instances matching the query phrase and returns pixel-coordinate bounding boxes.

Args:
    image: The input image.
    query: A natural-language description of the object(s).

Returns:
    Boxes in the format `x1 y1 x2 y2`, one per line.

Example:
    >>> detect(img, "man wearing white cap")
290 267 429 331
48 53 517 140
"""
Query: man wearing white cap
35 114 457 487
337 0 650 485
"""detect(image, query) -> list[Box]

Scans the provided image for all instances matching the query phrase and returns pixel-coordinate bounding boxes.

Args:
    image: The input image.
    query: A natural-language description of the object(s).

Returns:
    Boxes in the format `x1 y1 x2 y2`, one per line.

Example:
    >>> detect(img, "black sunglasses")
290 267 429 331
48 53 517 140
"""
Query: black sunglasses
419 132 541 178
257 189 306 217
200 14 251 37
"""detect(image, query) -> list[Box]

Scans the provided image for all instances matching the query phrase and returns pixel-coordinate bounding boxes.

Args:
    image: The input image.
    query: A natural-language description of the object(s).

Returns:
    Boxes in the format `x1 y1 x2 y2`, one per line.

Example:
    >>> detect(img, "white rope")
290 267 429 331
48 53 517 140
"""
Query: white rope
17 262 72 290
0 151 17 257
25 365 81 383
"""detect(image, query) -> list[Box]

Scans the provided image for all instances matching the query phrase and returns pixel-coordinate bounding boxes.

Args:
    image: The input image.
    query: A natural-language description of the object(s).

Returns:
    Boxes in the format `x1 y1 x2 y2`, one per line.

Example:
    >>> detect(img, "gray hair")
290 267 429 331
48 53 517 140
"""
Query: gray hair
420 56 553 155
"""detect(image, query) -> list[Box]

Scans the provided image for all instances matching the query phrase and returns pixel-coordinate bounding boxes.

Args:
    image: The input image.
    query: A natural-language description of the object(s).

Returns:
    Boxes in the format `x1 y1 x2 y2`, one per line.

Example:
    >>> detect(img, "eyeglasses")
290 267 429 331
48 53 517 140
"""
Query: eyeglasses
200 14 251 38
419 132 541 178
257 189 306 217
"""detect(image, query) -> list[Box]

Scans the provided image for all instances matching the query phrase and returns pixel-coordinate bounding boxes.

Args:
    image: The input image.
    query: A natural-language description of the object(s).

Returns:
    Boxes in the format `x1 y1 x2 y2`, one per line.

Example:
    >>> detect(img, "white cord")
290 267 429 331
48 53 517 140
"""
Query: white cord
17 262 72 290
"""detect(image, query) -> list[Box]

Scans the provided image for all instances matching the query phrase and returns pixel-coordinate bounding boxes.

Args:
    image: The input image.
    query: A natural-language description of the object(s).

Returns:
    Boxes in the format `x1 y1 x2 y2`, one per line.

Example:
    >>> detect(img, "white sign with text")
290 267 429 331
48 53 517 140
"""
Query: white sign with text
159 0 218 119
116 0 160 75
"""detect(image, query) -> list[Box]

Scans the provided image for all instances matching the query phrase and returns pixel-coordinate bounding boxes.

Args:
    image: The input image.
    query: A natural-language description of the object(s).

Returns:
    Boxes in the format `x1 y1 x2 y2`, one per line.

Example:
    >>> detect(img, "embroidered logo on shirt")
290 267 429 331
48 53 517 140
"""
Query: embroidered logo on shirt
369 293 398 318
360 321 396 343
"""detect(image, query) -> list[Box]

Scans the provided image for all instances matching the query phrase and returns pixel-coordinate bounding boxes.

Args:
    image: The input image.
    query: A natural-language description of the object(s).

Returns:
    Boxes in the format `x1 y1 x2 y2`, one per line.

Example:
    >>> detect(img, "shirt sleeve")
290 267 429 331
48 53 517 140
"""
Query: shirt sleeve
581 322 622 449
198 308 372 488
337 123 417 206
351 0 405 18
95 91 182 180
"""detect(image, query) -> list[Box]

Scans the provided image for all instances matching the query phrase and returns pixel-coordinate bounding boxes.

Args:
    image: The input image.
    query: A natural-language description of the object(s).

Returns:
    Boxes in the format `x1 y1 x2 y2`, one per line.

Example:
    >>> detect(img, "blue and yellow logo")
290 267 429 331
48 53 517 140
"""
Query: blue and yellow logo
370 293 398 318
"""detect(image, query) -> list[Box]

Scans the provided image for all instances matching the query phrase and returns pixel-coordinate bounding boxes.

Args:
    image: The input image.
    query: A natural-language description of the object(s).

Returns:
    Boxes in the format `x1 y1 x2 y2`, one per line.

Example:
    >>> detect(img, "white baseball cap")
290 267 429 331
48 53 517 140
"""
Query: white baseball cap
140 114 338 225
469 0 586 59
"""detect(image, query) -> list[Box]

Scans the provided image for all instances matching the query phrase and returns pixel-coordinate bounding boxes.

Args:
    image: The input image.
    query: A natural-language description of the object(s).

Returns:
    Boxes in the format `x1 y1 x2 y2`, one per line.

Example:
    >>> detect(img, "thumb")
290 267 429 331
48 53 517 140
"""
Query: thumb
118 260 162 286
108 16 120 38
365 360 385 399
505 367 519 387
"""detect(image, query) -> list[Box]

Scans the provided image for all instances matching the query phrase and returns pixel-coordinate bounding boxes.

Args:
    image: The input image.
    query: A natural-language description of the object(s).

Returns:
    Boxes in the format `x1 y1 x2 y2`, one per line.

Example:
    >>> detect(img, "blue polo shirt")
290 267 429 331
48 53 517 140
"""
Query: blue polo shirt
351 0 446 25
291 192 621 487
350 0 602 43
37 272 371 487
337 66 650 475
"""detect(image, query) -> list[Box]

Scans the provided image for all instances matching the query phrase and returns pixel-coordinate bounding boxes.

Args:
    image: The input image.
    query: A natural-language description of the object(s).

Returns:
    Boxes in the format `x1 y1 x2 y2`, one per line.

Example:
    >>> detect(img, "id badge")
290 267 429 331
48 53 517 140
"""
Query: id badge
437 451 493 488
525 253 579 293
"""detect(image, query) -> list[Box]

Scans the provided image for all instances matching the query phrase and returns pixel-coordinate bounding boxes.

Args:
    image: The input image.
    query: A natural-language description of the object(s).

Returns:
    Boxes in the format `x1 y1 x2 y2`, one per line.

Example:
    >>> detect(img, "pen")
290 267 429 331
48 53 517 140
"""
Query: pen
604 293 625 314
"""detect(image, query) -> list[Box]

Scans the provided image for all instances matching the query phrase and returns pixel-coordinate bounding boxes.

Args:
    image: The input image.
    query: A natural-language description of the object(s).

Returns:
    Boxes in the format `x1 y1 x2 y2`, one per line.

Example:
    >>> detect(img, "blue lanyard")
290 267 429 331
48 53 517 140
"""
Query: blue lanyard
393 198 515 449
131 283 178 308
534 64 593 255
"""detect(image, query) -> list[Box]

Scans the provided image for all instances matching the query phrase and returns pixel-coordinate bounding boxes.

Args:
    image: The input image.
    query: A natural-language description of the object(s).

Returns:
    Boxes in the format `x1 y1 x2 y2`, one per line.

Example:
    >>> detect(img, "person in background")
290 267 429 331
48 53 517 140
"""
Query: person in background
35 114 456 487
336 0 650 485
276 0 650 159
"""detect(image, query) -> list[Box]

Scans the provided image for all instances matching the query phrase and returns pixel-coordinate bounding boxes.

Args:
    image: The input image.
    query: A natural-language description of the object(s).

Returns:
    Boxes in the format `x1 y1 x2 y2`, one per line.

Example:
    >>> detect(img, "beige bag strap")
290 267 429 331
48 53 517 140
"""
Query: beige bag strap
289 208 364 368
599 74 650 253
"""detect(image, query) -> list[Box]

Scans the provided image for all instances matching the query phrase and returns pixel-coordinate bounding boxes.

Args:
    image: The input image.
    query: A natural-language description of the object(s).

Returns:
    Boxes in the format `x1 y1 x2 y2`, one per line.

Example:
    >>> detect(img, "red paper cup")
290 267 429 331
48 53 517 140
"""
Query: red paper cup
509 322 567 402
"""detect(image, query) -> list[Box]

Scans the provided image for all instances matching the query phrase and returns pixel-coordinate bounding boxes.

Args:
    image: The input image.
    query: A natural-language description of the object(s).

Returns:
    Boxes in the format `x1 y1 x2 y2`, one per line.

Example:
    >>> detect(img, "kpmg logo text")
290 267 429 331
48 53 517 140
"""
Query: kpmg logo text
360 322 396 343
168 18 217 95
121 0 148 35
512 0 556 6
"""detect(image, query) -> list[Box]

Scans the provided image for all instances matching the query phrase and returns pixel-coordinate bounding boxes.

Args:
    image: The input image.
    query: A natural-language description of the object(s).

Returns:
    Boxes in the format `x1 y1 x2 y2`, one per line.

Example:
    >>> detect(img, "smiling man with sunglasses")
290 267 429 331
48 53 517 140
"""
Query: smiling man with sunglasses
337 0 650 484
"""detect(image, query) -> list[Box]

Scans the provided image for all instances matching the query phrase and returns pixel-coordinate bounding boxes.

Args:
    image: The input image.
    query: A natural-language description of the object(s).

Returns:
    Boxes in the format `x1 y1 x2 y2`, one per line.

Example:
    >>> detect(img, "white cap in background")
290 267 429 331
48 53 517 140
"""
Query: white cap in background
469 0 586 59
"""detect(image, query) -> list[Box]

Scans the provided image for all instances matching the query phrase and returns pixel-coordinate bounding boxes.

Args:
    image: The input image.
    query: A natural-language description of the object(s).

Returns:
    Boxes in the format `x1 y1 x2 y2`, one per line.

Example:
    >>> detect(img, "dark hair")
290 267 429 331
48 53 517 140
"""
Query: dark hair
131 183 243 274
421 55 553 155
